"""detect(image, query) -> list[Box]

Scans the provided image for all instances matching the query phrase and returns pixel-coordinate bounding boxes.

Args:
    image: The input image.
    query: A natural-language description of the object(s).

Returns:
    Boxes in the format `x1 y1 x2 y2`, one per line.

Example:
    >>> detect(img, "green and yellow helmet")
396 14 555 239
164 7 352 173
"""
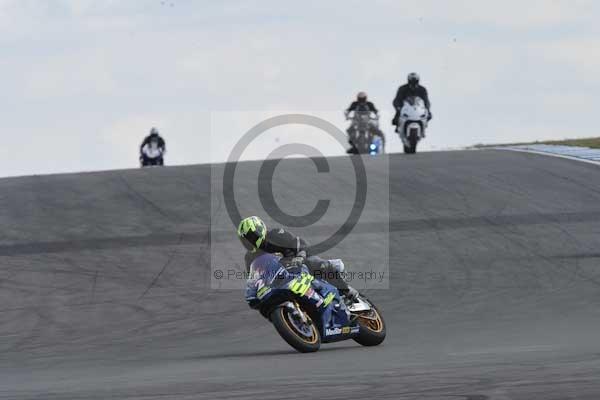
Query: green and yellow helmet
237 216 267 252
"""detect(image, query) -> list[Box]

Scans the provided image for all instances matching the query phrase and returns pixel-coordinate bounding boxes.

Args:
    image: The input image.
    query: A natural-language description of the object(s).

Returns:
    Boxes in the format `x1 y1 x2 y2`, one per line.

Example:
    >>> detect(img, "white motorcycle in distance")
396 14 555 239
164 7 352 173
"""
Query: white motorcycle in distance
140 140 165 167
346 110 385 155
396 96 429 154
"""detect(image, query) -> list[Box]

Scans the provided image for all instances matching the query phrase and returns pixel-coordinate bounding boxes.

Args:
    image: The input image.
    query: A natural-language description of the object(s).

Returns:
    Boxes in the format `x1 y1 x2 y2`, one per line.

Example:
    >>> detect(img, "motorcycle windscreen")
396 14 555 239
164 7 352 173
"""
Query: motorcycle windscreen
248 253 287 286
143 143 162 158
405 96 425 106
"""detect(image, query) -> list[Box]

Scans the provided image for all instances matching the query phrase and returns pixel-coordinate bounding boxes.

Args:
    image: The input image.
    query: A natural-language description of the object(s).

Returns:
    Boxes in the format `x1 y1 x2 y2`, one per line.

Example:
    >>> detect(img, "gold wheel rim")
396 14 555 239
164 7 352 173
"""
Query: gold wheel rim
357 309 384 333
280 307 319 344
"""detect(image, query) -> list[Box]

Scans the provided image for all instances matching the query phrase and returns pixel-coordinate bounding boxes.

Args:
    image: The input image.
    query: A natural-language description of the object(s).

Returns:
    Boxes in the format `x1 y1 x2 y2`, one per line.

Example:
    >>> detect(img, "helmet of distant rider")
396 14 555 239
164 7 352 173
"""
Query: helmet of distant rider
237 216 267 252
407 72 420 88
357 91 368 102
150 127 159 136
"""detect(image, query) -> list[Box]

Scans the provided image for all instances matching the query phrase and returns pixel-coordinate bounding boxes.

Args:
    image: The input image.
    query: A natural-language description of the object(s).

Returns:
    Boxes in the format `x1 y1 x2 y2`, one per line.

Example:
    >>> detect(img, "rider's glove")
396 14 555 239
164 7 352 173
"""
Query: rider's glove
289 250 306 267
289 256 305 268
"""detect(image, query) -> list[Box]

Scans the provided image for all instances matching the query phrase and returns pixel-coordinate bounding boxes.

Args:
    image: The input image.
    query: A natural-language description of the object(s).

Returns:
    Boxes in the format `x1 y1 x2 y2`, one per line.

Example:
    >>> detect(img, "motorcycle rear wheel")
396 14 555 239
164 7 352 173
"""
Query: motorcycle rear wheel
271 305 321 353
353 302 386 346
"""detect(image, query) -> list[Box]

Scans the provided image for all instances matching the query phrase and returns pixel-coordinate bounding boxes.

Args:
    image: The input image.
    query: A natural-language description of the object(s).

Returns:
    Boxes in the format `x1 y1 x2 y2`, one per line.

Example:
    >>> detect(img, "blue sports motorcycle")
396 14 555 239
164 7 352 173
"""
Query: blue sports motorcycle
245 253 386 353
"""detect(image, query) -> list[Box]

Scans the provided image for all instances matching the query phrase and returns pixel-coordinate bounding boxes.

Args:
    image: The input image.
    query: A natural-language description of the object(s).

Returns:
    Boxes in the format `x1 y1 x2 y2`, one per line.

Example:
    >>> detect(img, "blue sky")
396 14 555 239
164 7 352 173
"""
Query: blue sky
1 0 599 177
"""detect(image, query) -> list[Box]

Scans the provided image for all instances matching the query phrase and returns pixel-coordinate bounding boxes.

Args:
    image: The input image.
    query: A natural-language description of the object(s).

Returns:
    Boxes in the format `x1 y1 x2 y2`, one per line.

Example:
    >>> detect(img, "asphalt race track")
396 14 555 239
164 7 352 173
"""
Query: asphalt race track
2 150 600 399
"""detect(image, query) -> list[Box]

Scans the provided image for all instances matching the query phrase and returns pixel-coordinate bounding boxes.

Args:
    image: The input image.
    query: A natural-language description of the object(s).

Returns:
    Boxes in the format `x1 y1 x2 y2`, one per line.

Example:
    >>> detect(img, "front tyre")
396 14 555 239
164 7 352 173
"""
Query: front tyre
353 302 386 347
271 305 321 353
409 133 418 154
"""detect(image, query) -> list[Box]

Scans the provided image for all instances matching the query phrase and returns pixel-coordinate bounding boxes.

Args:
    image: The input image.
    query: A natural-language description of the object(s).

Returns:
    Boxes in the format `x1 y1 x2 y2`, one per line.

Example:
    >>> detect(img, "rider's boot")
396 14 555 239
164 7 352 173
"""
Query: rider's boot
346 138 357 154
340 286 359 303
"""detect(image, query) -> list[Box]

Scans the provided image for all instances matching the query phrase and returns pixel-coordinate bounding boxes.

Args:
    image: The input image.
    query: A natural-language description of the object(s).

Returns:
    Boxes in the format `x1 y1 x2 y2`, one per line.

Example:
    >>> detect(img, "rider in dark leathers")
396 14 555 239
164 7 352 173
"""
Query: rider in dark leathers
140 127 166 154
139 127 166 166
346 98 378 115
345 92 385 154
238 216 358 307
392 73 432 127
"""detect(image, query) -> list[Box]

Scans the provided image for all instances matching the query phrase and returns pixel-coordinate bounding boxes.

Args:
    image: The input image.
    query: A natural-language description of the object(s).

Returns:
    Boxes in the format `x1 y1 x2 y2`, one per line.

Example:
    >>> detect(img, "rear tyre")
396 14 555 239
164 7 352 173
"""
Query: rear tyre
271 306 321 353
353 302 386 347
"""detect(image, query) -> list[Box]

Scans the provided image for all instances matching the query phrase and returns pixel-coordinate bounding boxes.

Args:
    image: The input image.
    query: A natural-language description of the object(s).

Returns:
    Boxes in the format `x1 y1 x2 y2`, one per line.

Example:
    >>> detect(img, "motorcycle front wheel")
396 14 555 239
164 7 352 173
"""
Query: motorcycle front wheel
409 134 418 153
271 304 321 353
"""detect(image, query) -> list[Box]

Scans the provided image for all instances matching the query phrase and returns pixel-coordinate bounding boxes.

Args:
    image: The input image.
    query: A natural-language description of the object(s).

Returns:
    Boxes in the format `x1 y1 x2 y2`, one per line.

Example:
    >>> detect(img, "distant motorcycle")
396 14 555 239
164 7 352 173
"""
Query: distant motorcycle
396 96 429 154
140 140 164 167
246 253 386 353
347 111 384 155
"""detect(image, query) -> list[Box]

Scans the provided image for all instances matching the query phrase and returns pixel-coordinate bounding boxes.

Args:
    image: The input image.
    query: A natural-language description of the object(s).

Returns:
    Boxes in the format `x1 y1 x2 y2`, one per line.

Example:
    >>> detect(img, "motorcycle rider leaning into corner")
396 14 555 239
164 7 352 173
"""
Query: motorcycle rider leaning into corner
139 127 166 158
237 216 359 308
392 72 432 134
344 91 386 154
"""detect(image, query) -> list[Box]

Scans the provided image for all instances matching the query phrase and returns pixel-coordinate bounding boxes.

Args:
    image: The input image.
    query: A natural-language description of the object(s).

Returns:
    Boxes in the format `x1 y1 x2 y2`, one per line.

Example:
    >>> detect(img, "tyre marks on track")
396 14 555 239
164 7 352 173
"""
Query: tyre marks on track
1 211 599 257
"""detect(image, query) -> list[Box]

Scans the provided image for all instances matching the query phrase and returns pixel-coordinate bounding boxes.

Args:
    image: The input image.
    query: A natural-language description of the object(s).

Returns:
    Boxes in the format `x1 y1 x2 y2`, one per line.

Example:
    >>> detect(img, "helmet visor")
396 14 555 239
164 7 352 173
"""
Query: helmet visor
239 229 263 251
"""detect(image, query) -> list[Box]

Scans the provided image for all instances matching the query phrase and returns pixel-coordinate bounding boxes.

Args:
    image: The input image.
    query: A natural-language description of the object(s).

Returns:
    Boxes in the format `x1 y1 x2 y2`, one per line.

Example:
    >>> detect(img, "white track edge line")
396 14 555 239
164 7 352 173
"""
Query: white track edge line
491 147 600 167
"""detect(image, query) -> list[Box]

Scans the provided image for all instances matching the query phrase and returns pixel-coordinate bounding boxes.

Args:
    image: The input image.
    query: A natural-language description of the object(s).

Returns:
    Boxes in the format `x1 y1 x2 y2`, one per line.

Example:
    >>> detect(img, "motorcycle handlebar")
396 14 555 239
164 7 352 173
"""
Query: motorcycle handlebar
346 112 379 120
